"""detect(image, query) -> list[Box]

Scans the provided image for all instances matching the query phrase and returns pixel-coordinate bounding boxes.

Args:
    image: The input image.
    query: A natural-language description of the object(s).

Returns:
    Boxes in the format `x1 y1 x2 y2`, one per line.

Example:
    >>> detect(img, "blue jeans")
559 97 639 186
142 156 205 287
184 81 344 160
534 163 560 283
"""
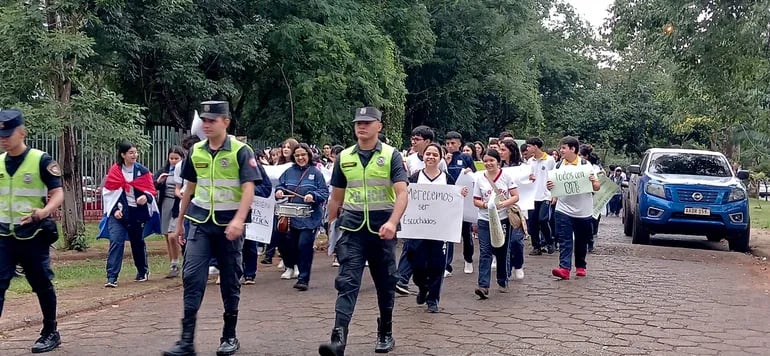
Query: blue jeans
242 239 259 278
508 228 525 274
280 228 317 283
106 216 148 281
476 219 510 289
554 212 593 270
397 239 415 286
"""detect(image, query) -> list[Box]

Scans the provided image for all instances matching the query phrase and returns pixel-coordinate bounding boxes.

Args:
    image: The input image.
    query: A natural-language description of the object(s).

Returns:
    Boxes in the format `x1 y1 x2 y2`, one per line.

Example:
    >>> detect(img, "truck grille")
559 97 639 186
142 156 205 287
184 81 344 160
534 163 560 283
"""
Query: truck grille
676 189 719 203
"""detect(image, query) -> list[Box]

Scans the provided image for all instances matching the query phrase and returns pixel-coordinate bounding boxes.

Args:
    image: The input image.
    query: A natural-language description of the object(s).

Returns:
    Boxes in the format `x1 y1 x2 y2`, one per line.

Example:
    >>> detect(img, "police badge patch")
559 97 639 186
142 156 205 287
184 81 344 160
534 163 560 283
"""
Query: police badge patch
376 157 385 166
23 173 32 183
47 162 62 177
220 158 229 167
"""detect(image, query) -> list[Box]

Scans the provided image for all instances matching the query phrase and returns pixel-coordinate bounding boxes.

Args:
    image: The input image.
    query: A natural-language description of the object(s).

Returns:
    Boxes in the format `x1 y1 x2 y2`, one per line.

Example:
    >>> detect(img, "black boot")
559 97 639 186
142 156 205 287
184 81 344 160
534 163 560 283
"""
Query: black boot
318 327 347 356
216 312 239 356
163 317 196 356
374 317 394 353
31 320 61 353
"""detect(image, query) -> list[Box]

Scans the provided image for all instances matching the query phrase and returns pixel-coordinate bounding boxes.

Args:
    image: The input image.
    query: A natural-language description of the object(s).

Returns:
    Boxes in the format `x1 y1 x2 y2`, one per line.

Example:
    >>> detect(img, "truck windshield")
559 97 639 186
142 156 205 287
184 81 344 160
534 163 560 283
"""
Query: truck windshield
648 153 731 177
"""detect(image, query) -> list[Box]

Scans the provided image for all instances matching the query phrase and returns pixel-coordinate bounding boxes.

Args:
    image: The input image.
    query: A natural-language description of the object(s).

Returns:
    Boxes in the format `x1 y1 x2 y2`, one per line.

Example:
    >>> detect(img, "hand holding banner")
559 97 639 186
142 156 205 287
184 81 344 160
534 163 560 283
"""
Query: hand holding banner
399 183 464 242
547 164 595 197
245 196 275 243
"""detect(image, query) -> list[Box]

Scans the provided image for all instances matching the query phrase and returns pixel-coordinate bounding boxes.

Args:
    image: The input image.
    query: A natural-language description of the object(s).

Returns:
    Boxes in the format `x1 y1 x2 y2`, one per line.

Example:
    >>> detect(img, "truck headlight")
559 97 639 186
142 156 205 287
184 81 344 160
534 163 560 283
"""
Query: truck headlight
645 182 666 199
727 188 746 202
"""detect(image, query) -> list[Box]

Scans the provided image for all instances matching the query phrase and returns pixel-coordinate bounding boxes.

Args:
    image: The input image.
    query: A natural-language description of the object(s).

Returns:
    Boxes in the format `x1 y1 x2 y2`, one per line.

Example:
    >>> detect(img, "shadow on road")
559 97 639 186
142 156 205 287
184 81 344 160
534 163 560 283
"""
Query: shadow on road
647 235 729 252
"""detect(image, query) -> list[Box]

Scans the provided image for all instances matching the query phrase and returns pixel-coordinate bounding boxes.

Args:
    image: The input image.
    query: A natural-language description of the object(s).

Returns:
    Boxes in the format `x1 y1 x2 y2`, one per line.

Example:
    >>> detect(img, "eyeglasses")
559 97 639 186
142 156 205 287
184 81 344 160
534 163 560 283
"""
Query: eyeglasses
410 136 424 142
293 153 308 158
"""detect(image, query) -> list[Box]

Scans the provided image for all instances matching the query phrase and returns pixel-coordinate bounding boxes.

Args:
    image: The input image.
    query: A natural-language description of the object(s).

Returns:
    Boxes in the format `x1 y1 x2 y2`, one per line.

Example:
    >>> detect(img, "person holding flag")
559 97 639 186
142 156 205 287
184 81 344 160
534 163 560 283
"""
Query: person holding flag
98 141 161 288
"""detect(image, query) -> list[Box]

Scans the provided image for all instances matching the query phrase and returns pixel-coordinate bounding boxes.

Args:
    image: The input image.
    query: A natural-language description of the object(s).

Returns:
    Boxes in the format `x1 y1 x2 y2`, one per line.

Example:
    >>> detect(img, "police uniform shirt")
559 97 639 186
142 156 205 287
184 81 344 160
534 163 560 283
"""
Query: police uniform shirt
180 136 262 222
330 141 408 230
4 148 62 194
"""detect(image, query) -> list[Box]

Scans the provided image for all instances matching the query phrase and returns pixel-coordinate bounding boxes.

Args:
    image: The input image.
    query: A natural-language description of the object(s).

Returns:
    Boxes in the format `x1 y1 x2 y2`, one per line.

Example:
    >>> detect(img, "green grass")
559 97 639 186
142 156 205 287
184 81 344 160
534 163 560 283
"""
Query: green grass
8 254 173 296
53 222 165 250
751 198 770 229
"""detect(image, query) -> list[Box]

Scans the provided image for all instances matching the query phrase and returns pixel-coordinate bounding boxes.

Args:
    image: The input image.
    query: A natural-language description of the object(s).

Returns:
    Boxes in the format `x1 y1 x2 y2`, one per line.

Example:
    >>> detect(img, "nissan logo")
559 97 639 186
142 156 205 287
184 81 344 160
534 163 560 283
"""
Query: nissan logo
692 192 703 201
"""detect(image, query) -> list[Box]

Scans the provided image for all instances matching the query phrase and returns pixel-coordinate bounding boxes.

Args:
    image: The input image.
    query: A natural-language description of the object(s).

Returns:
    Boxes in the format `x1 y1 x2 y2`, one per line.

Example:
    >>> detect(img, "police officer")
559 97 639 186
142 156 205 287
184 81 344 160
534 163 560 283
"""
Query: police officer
0 109 64 353
164 101 261 356
318 107 409 356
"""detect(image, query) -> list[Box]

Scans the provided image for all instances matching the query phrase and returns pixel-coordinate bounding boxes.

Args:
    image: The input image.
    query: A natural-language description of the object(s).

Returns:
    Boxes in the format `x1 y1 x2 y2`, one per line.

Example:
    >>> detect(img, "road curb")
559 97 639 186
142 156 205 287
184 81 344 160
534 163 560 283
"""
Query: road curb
0 281 182 334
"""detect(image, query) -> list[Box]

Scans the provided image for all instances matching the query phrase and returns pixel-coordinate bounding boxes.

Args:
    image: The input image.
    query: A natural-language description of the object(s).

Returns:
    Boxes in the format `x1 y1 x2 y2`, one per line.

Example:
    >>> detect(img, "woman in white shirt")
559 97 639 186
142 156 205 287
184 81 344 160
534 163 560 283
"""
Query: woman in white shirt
405 143 469 312
472 149 519 299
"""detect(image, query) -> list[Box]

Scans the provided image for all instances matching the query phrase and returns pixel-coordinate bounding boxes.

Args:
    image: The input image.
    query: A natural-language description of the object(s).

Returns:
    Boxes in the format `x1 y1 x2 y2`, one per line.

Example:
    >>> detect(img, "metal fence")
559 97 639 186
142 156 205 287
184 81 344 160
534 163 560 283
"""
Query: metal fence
27 126 275 221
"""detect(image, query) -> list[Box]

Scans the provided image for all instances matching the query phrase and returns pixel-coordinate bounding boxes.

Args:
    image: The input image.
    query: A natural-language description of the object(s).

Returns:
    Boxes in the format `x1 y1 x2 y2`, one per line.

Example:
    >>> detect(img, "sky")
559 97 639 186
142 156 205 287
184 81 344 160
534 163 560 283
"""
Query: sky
566 0 614 30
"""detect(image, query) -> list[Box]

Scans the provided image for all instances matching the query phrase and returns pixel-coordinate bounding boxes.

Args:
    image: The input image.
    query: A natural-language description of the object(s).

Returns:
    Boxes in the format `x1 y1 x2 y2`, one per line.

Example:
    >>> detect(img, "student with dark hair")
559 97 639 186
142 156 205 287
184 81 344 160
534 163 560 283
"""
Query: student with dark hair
443 131 477 276
462 143 479 161
472 149 519 299
154 146 186 278
525 137 556 255
547 136 600 280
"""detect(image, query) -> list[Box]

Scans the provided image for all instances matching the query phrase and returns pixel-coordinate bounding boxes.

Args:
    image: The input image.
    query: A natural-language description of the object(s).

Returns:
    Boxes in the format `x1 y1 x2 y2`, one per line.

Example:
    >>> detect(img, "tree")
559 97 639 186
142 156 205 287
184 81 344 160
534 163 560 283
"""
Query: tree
0 1 146 250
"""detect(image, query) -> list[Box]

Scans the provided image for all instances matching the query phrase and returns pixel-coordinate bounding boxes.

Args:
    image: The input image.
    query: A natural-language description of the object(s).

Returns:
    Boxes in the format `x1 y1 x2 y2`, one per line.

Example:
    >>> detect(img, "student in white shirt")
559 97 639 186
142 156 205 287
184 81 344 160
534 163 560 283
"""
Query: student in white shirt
472 149 519 299
405 125 447 175
525 137 557 255
547 137 601 280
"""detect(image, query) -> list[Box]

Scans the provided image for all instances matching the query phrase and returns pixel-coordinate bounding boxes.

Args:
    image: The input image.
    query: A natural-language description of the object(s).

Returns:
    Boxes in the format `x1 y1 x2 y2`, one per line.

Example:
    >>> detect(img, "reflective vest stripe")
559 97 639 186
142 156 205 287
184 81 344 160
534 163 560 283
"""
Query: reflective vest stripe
196 179 241 187
189 201 241 210
346 178 392 188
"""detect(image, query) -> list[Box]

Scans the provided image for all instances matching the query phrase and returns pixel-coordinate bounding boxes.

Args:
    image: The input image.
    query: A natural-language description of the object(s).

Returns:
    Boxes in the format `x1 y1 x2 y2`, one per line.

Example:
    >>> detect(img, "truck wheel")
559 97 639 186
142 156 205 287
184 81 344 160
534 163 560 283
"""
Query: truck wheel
728 226 750 253
623 208 633 237
632 209 650 245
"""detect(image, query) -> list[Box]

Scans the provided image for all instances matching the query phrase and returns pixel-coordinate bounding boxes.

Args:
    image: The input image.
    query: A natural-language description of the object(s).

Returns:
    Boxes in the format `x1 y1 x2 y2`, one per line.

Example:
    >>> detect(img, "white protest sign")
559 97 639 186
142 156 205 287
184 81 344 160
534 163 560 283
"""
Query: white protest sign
262 163 292 186
547 164 595 197
400 184 463 242
456 171 479 223
245 196 275 243
503 165 536 211
320 165 333 184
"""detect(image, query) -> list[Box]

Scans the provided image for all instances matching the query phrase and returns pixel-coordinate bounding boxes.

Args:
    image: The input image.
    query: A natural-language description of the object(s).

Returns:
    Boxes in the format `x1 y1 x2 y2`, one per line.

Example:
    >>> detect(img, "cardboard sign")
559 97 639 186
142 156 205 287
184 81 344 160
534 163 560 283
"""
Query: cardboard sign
592 175 619 218
245 196 275 243
503 165 536 211
399 184 463 242
547 164 595 197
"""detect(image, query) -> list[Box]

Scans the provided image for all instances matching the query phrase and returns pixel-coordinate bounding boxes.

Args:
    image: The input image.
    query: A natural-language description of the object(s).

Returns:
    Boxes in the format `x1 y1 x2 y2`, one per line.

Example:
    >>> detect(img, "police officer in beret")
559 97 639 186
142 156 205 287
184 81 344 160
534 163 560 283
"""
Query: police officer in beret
319 107 409 356
0 109 64 353
164 101 262 356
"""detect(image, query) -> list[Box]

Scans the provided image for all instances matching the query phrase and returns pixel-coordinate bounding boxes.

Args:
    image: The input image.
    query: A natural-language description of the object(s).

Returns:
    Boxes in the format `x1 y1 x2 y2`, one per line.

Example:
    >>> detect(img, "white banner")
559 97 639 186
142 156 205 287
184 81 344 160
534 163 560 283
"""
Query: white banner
503 166 536 211
262 163 292 186
456 171 478 223
547 164 595 197
245 196 275 243
400 184 463 242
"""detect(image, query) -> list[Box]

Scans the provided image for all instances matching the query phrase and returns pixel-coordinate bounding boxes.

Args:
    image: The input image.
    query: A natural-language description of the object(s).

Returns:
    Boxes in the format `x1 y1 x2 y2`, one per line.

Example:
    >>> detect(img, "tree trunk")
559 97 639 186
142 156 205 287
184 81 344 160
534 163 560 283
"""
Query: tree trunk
58 125 85 250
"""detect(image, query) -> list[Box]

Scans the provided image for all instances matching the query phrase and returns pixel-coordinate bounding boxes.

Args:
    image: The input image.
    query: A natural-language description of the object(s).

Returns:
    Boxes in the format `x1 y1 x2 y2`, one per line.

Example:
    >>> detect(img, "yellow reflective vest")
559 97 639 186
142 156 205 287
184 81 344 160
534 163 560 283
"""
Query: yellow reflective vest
0 149 47 239
339 143 396 234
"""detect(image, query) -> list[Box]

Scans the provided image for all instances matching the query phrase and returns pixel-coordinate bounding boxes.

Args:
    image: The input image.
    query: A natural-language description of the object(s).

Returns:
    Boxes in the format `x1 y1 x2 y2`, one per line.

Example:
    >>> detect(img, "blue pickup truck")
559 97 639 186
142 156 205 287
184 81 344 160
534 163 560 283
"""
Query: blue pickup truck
622 148 751 252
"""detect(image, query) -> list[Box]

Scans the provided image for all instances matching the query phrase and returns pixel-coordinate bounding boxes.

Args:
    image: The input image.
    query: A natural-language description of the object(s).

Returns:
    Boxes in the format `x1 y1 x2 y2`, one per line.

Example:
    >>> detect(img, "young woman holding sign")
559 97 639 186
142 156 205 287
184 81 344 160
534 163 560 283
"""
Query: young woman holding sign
472 149 519 299
405 143 469 312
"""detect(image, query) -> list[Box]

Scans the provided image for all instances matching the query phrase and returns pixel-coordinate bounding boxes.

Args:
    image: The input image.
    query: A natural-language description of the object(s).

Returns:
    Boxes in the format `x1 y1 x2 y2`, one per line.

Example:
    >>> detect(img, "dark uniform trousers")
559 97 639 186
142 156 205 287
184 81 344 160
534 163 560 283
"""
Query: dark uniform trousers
0 236 57 321
404 239 445 305
183 222 244 315
334 229 398 328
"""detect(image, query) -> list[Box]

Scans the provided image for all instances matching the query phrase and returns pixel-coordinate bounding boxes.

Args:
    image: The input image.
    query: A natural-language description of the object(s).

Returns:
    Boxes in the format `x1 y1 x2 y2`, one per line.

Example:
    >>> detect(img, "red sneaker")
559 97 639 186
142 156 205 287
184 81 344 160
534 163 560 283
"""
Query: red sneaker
576 268 586 277
551 267 570 280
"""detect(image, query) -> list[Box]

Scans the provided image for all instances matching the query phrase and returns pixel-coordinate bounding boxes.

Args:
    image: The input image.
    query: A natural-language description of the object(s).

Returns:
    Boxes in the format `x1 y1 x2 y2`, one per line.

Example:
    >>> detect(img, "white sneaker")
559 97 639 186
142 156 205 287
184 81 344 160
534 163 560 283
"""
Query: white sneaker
277 260 285 270
444 270 452 278
292 266 299 279
332 257 340 267
208 266 219 275
464 262 473 274
365 261 369 267
513 268 524 281
491 257 497 270
280 269 292 280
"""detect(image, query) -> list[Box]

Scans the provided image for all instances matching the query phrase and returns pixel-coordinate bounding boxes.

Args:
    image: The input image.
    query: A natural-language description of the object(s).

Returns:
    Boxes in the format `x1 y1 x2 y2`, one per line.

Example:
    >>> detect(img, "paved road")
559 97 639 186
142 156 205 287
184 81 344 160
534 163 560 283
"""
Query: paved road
2 217 770 355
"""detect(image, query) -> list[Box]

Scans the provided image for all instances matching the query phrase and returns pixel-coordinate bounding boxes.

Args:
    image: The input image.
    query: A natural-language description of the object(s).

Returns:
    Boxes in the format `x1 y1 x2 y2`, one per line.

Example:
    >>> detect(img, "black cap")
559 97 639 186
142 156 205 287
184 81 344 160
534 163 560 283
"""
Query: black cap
200 101 230 119
0 109 24 137
352 107 382 122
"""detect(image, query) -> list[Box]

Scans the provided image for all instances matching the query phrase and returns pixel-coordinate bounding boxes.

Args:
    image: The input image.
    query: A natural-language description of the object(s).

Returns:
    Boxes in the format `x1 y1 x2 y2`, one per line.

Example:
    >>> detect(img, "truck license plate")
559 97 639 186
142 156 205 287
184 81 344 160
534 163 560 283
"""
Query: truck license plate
684 207 710 216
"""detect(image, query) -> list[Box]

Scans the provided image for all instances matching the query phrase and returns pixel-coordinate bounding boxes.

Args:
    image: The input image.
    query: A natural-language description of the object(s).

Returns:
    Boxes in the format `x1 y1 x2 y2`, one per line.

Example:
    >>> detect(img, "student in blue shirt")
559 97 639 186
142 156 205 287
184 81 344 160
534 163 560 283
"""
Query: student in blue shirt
444 131 477 275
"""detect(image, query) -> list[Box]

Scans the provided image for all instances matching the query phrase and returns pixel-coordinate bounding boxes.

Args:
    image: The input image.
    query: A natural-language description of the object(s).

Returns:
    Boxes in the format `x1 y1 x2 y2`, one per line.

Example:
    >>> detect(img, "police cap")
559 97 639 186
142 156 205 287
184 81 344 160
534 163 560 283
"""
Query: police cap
352 107 382 122
0 109 24 137
200 101 230 120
